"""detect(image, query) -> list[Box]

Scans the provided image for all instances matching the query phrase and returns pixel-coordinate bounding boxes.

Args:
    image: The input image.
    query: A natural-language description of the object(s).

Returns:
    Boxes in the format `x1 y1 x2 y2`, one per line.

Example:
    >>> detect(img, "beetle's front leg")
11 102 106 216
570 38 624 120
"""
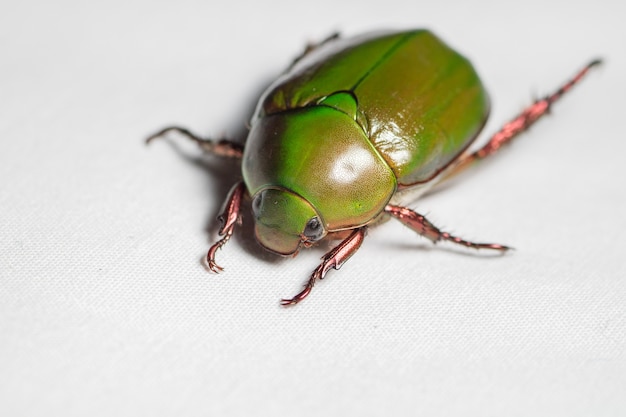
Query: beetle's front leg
385 204 510 252
281 227 367 306
206 182 246 272
146 126 244 158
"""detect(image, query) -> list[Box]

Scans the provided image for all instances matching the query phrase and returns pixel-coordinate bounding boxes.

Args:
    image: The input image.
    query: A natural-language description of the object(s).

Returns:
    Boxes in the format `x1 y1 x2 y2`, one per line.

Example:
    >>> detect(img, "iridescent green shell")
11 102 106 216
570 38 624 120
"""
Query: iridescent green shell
242 29 488 245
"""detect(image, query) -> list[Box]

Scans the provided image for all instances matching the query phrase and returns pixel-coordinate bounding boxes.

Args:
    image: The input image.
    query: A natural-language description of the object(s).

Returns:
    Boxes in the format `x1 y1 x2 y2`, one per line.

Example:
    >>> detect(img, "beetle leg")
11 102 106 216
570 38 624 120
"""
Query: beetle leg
281 227 367 306
385 204 510 252
445 59 601 179
146 126 244 158
289 32 340 69
206 182 246 272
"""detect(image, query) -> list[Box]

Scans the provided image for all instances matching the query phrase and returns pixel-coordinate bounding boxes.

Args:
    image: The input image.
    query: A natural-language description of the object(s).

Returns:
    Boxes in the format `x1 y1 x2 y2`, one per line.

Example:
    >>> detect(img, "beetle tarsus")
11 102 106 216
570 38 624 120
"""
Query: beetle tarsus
385 204 510 252
289 32 340 69
440 232 511 251
545 59 602 107
204 182 246 273
281 228 366 306
280 276 316 306
443 59 602 180
145 125 244 158
206 237 229 273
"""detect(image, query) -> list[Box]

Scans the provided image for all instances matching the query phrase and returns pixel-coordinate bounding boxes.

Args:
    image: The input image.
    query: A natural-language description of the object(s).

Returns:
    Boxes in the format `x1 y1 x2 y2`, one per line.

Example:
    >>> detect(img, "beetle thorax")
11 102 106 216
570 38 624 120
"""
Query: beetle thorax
242 105 396 253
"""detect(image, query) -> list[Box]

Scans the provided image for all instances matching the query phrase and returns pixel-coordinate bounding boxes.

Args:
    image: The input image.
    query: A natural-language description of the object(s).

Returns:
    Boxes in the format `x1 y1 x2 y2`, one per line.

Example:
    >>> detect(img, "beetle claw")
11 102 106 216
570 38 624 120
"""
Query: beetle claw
481 243 511 252
280 282 314 306
203 182 245 274
207 259 224 273
280 228 366 306
206 239 227 273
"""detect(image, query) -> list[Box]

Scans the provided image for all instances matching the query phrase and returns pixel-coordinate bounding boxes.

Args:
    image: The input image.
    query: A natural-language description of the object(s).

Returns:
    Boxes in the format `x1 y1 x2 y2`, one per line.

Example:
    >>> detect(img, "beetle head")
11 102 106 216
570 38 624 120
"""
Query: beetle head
251 188 326 255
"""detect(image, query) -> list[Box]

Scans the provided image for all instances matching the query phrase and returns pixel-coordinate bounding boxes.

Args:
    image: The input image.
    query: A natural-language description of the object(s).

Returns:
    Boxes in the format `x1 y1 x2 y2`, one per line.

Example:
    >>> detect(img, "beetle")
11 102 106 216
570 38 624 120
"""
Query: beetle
147 29 600 305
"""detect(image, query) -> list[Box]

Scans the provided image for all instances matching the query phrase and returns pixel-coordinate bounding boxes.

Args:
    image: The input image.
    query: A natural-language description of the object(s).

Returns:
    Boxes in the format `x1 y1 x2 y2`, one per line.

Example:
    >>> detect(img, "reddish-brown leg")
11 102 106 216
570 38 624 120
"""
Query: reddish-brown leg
446 59 601 178
281 227 367 306
385 204 510 251
206 182 246 272
146 126 244 158
289 32 340 69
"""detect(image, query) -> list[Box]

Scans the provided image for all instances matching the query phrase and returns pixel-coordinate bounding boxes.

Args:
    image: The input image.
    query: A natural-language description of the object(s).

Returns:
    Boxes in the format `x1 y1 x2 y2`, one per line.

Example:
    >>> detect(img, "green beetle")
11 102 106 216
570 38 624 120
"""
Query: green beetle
148 29 599 305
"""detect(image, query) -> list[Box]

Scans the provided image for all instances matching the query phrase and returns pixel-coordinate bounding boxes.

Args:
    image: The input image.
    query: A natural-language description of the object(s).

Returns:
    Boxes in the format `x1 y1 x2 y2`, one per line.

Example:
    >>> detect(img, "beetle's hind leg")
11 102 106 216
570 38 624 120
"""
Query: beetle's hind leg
146 126 244 159
385 204 510 252
289 32 340 69
281 227 367 306
444 59 601 180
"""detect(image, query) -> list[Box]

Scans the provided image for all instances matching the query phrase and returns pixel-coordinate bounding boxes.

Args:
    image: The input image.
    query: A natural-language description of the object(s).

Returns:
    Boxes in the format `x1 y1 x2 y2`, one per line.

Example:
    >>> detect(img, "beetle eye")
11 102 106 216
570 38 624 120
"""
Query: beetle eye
251 193 263 218
303 217 324 241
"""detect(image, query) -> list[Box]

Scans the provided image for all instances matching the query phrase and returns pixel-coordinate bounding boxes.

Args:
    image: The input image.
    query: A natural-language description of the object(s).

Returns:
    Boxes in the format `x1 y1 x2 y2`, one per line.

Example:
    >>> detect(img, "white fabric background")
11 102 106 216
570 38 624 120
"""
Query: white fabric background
1 0 624 415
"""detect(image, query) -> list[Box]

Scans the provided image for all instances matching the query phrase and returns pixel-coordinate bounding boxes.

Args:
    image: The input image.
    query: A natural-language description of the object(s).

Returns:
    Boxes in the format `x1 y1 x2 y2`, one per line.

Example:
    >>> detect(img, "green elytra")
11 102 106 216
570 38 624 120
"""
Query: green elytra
147 29 599 305
243 30 488 255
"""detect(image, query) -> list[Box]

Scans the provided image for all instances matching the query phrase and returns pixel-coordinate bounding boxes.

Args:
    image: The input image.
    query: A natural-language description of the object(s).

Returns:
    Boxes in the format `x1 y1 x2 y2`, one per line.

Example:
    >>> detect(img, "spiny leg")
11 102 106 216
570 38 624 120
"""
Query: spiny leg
385 204 510 252
146 126 244 158
288 32 340 69
281 227 367 306
446 59 601 179
206 182 246 272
